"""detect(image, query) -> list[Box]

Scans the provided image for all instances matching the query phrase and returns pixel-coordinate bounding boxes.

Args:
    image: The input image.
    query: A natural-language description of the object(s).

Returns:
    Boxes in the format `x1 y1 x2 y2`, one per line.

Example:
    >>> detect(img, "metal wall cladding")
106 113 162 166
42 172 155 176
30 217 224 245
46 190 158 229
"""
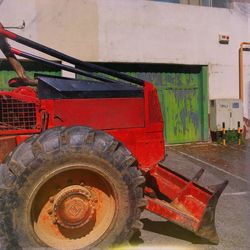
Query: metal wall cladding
126 66 208 144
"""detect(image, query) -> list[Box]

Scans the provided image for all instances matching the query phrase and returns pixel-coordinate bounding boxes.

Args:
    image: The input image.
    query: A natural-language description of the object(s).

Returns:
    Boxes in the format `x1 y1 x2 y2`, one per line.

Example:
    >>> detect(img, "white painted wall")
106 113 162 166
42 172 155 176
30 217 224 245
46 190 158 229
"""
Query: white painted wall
0 0 249 119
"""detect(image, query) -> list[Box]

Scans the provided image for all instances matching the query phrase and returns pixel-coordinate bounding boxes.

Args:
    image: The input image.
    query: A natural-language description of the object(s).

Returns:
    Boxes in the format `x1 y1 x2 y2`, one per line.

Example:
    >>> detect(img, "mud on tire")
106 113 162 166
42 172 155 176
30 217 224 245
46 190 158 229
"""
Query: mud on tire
0 126 146 249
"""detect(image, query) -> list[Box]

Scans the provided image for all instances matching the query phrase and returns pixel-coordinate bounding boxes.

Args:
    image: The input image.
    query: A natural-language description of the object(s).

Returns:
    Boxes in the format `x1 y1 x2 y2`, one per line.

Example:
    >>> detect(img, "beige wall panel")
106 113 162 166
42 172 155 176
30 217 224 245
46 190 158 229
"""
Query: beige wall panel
35 0 99 61
0 0 99 61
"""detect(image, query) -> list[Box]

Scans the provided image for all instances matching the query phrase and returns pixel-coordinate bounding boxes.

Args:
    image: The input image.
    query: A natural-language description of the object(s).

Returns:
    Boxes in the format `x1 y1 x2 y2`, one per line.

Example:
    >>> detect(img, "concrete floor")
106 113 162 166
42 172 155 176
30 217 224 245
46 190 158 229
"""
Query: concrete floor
128 140 250 250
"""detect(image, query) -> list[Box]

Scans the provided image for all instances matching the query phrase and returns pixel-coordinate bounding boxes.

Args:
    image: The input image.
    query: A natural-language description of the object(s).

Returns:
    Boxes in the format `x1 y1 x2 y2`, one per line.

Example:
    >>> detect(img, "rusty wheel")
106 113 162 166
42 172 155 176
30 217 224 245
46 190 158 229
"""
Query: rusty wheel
0 127 146 249
31 168 117 249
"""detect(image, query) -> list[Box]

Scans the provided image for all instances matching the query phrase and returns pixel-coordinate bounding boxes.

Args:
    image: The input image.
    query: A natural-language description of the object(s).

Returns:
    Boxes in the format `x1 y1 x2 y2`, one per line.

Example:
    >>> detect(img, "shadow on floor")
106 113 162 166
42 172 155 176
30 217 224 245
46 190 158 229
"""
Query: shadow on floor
130 218 216 246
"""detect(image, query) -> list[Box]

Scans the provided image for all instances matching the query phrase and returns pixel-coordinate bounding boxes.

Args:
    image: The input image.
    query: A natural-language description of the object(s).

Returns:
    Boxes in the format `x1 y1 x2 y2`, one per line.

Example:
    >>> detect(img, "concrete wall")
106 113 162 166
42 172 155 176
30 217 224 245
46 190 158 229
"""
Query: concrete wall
0 0 249 119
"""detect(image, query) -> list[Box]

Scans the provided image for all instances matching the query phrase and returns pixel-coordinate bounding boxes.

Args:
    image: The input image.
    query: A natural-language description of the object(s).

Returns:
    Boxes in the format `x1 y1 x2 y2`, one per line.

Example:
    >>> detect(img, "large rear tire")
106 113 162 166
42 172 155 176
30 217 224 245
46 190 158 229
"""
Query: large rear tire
0 126 146 249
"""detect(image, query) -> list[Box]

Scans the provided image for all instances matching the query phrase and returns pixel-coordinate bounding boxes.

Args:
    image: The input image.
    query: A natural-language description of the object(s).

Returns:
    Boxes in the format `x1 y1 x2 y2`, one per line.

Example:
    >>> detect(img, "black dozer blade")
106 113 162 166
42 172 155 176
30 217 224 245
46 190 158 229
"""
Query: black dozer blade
195 180 229 244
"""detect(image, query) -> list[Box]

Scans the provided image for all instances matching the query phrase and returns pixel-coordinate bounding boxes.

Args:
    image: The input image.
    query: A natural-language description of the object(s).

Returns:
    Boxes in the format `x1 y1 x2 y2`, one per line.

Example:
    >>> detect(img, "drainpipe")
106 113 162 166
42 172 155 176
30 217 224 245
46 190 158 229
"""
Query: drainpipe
239 42 250 101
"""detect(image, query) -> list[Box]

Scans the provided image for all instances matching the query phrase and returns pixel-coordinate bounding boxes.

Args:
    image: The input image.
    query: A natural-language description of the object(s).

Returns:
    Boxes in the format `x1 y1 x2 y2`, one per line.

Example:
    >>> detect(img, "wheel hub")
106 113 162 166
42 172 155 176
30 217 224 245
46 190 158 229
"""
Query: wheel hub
51 185 96 229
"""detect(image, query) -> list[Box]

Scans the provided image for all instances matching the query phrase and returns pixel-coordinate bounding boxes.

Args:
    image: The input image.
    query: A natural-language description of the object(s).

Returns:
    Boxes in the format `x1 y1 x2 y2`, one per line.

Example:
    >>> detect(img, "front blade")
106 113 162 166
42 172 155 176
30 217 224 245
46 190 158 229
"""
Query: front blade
146 163 228 244
195 180 228 243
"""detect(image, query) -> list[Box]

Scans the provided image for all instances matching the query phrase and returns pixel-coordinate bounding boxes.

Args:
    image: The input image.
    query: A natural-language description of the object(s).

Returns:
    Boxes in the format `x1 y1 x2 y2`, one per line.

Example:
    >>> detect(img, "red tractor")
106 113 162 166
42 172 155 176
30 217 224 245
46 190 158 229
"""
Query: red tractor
0 27 227 250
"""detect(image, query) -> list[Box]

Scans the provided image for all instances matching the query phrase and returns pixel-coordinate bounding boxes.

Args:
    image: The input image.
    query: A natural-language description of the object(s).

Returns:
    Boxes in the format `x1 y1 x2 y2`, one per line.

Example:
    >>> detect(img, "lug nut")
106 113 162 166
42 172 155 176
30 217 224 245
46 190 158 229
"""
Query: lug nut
47 209 53 215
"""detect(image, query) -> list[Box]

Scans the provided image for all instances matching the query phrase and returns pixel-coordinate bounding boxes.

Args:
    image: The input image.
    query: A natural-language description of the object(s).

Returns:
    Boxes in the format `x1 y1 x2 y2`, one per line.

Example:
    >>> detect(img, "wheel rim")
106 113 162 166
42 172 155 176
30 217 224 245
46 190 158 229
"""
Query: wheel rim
30 166 116 249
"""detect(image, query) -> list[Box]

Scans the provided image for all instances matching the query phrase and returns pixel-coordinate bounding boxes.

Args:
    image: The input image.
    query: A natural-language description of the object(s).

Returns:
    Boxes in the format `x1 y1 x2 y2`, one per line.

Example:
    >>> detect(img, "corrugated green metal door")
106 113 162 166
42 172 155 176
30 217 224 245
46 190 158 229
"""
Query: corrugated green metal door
0 60 61 90
124 66 208 144
155 67 208 143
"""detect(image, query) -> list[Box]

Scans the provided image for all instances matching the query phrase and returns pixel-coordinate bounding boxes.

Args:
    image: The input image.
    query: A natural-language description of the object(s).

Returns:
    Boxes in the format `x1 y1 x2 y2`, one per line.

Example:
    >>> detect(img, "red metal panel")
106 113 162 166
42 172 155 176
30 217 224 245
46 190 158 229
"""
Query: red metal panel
149 164 211 203
109 129 164 170
171 182 209 220
53 98 145 130
146 196 199 231
144 82 163 125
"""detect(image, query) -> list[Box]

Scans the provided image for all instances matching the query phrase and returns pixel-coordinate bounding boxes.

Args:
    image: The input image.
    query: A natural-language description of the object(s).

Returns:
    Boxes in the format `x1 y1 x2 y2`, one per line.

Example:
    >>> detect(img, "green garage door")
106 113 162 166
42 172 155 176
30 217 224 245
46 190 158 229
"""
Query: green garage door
0 60 61 90
77 63 209 144
154 66 208 144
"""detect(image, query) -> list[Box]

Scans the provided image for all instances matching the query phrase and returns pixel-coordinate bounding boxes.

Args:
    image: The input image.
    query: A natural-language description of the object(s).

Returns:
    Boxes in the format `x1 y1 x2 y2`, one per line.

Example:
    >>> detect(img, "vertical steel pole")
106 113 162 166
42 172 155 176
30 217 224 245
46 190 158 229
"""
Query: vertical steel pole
239 46 244 100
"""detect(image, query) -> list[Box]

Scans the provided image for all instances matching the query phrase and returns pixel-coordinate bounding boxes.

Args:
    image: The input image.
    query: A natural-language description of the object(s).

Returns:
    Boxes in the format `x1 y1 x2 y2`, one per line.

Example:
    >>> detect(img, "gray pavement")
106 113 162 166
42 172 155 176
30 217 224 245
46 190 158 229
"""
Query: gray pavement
128 141 250 250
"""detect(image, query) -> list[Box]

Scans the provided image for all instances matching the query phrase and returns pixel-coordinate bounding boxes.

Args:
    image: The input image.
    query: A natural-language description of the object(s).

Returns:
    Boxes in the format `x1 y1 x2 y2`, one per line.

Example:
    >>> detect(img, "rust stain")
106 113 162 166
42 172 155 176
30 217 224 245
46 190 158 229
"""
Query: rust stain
0 136 16 163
